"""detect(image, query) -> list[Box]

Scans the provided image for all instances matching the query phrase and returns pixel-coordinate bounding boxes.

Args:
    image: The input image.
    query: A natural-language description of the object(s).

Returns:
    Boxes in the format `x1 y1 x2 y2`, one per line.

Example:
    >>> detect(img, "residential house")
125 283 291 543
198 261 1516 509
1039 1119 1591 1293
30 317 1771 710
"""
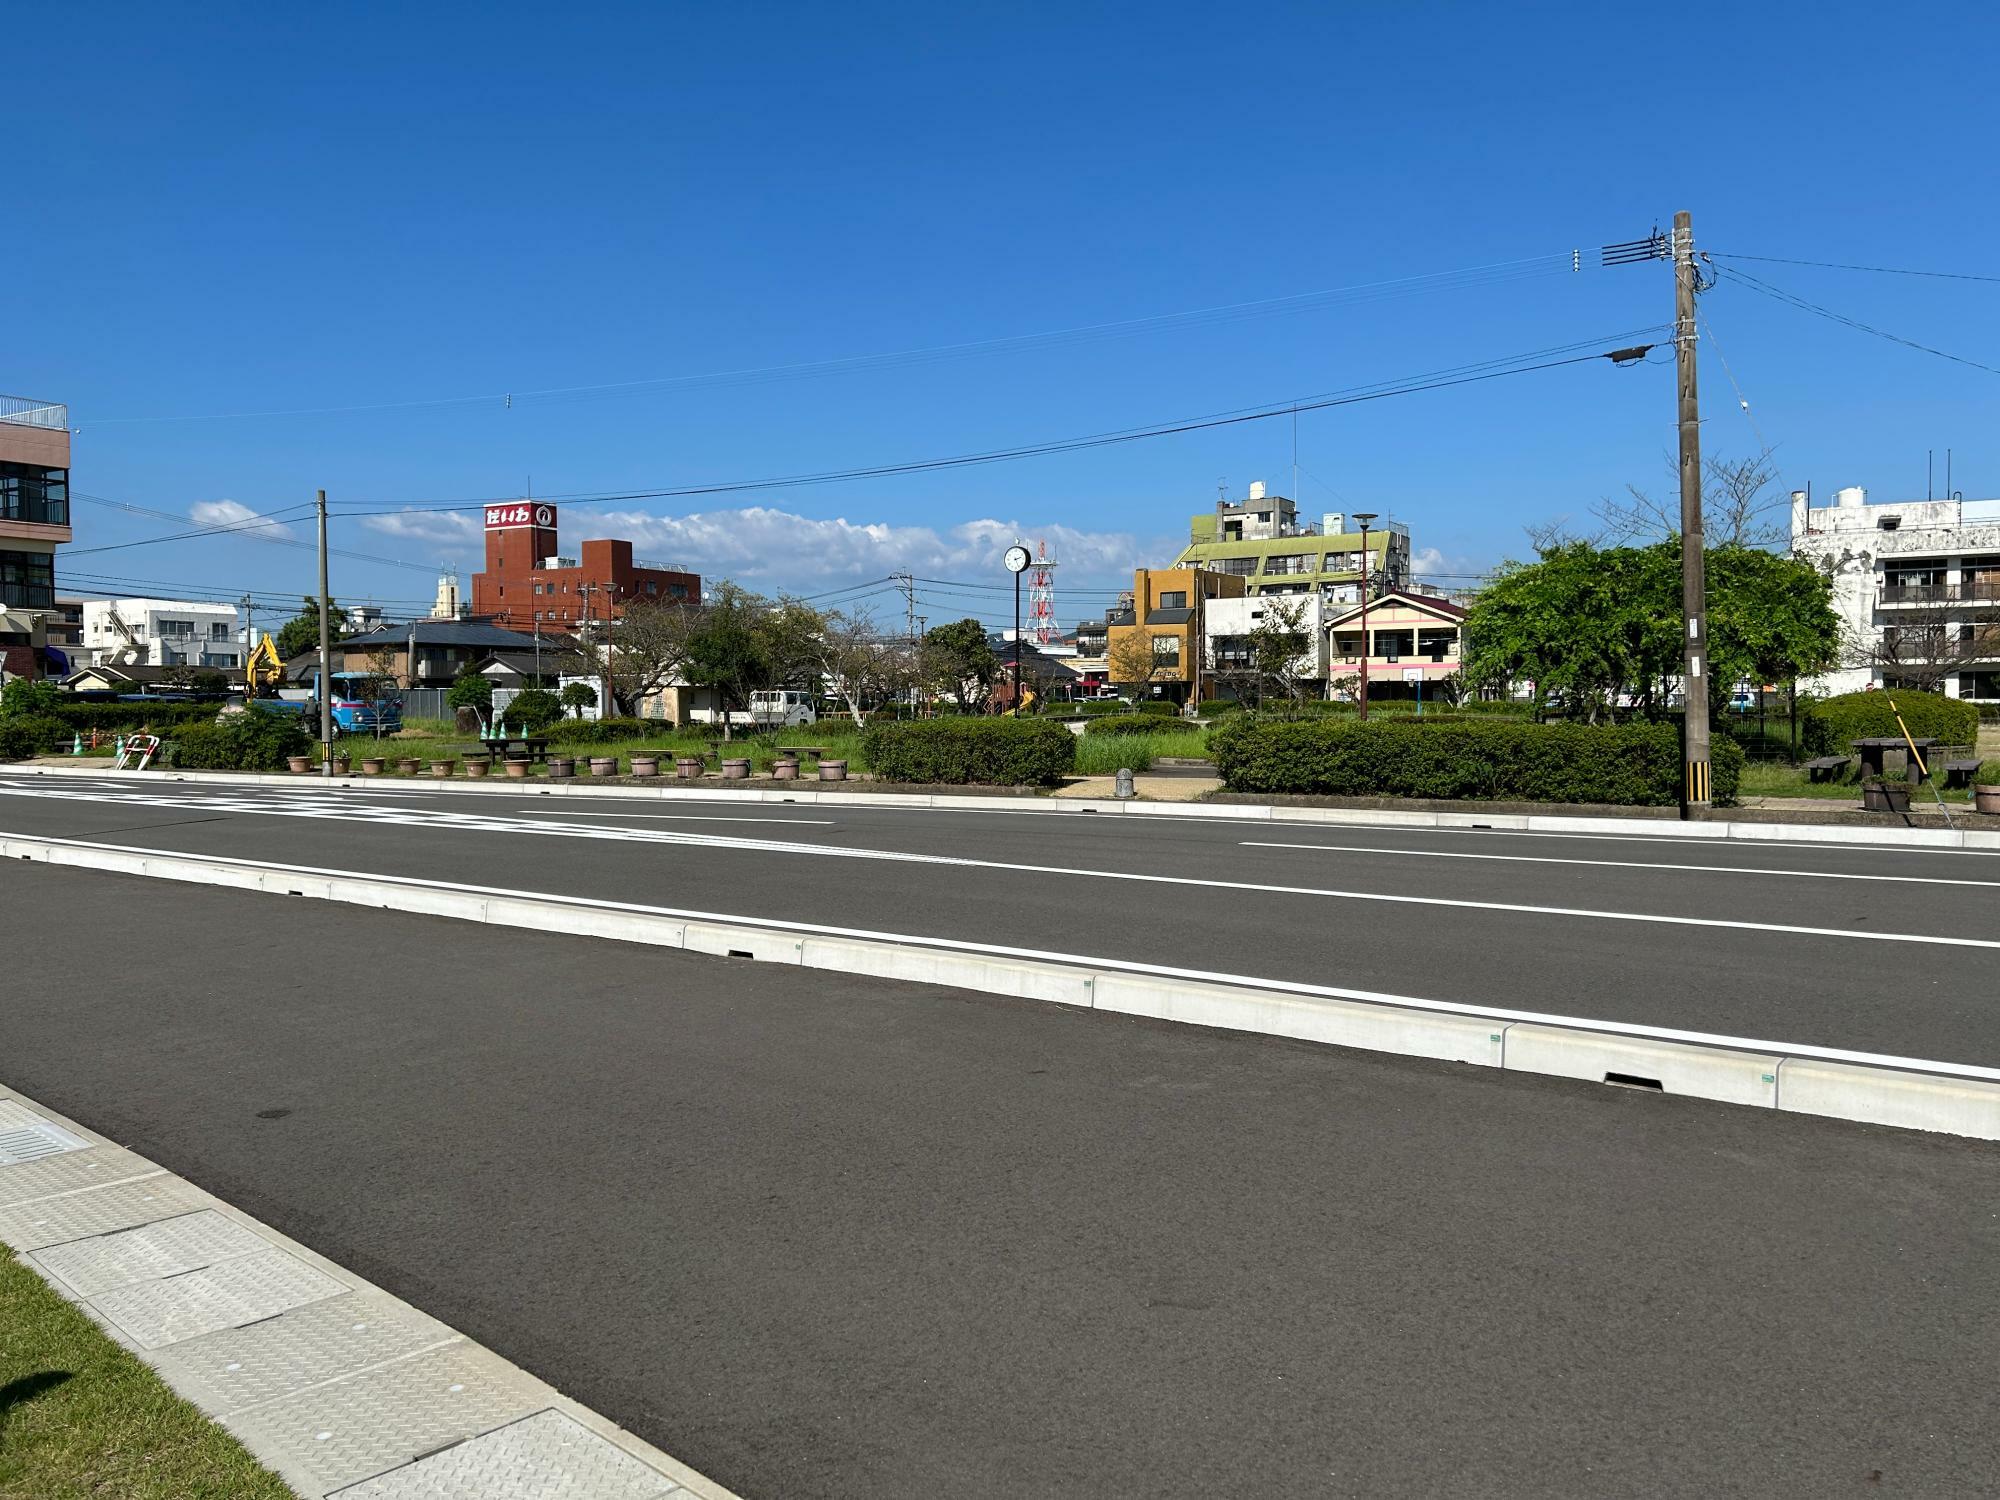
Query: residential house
1202 594 1331 701
325 620 546 689
1104 565 1248 706
1325 589 1467 702
81 599 243 670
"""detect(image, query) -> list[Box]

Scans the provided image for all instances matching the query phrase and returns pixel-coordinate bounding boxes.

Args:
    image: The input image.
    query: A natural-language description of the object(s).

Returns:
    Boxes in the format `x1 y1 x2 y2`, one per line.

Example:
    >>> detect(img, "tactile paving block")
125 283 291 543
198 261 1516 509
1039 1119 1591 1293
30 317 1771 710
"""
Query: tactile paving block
0 1145 160 1206
155 1291 453 1415
225 1341 543 1495
0 1173 206 1251
88 1245 347 1349
32 1208 266 1296
330 1409 681 1497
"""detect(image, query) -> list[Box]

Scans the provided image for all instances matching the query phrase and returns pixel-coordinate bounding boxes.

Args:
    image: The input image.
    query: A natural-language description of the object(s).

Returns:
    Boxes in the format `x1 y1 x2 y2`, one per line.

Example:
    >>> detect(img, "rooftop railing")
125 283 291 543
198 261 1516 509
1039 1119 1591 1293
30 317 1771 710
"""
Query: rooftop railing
0 395 67 430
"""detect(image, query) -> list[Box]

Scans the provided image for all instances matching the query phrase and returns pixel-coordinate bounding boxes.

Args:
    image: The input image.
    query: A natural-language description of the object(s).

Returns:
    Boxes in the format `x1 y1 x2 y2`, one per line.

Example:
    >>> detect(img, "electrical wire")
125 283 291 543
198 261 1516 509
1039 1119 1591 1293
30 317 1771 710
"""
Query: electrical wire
69 492 448 575
1695 307 1774 460
63 503 322 558
1717 267 2000 378
1708 252 2000 285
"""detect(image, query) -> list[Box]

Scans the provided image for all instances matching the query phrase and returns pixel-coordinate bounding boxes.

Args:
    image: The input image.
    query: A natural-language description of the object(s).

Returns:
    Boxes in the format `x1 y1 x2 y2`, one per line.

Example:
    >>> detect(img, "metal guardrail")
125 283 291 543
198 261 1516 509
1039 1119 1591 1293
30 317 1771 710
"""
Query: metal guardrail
0 395 67 430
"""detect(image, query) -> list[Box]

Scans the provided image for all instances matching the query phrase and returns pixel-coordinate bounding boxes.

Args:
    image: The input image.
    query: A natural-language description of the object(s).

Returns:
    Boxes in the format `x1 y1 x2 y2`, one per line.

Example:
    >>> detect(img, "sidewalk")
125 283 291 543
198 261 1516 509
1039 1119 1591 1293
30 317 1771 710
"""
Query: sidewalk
0 1086 737 1500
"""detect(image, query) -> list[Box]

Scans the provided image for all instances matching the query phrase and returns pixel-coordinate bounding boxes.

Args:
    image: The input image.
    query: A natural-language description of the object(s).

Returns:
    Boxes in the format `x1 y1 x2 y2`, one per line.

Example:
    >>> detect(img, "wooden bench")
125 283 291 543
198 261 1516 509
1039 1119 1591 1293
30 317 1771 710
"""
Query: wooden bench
1941 758 1984 789
775 745 831 762
1804 755 1850 783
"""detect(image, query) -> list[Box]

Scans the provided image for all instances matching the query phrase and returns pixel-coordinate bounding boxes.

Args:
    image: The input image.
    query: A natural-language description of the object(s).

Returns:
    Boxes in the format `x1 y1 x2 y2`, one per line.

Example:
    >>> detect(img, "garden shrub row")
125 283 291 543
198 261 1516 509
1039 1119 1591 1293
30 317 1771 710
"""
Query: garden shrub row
542 717 658 745
864 718 1076 785
170 713 313 772
0 715 68 760
40 701 223 733
1208 716 1743 806
1802 689 1979 756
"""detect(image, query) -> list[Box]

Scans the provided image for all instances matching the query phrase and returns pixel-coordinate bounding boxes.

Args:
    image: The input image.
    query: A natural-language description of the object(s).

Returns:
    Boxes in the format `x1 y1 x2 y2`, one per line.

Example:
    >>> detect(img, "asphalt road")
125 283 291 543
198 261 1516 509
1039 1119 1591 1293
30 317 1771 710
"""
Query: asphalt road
2 770 1997 1065
3 861 1997 1498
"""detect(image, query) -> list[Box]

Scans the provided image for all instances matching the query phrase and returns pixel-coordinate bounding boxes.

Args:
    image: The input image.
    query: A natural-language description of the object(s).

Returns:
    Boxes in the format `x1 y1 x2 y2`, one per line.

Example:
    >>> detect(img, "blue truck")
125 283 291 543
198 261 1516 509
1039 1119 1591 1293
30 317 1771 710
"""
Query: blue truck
258 671 403 736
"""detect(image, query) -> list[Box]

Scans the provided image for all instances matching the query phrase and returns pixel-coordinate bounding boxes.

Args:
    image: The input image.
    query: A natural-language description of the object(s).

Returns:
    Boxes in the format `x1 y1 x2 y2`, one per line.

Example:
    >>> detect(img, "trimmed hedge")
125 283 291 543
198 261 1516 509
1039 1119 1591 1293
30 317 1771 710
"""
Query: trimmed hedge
42 700 222 733
1209 717 1743 807
1085 714 1178 737
503 687 564 732
1135 700 1180 717
170 713 311 772
1802 689 1979 756
864 718 1076 785
543 717 656 745
0 715 68 760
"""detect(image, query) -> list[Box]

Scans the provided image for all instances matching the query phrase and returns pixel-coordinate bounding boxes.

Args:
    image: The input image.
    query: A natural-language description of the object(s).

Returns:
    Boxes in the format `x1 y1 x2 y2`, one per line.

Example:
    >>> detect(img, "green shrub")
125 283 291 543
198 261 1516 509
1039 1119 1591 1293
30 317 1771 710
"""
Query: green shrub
504 688 563 732
170 712 311 772
1208 717 1743 807
1977 759 2000 786
1195 699 1248 718
543 717 655 745
864 718 1076 785
446 671 493 711
1802 690 1978 756
42 700 220 733
1085 714 1179 737
1135 700 1179 717
0 715 68 760
1076 700 1133 716
0 679 60 717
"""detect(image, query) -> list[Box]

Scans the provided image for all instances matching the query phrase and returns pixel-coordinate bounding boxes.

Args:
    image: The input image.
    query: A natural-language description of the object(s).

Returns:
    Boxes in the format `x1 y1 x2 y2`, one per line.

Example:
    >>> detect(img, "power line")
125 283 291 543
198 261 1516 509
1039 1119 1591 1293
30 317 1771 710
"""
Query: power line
1717 267 2000 378
63 502 322 558
333 325 1670 520
1708 252 2000 285
83 252 1588 427
69 492 447 574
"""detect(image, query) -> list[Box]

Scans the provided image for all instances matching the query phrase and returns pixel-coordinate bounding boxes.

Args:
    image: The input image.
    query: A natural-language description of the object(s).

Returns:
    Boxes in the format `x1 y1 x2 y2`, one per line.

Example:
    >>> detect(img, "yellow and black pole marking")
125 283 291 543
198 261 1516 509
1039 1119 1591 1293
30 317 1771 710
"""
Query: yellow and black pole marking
1686 758 1711 805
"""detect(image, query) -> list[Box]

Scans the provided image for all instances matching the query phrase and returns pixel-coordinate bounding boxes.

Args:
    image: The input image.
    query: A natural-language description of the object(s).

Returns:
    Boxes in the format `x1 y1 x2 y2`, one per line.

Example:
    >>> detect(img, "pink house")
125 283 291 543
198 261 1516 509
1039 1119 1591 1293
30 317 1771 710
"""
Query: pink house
1325 590 1466 701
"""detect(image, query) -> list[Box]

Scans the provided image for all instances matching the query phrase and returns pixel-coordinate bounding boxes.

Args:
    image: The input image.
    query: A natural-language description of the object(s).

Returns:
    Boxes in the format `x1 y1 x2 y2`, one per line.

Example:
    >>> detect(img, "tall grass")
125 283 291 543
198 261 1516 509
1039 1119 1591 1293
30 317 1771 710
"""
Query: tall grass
1072 729 1209 775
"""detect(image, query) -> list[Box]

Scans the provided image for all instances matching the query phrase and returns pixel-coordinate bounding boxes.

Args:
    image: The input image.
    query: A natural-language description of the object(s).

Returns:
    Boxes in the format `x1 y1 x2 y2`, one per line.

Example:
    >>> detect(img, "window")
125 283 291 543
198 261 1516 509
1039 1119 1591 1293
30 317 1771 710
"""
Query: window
157 618 196 639
1263 553 1313 576
0 463 68 527
1323 551 1362 571
1418 627 1457 661
1151 636 1181 670
1373 629 1414 661
1213 557 1258 576
1332 631 1364 660
1158 590 1188 609
1 550 55 608
209 621 233 640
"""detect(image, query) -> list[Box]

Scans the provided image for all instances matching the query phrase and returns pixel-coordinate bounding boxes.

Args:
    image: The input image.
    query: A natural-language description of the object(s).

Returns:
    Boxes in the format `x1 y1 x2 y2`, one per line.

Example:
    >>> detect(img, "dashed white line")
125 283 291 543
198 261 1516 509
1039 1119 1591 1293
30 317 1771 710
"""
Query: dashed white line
1242 840 2000 888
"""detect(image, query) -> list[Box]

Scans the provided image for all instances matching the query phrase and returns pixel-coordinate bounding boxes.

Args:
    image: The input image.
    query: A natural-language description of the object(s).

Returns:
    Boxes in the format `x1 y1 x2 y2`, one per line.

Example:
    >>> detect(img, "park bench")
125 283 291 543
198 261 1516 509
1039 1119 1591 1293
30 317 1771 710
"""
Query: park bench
775 745 831 763
1941 758 1984 789
1804 755 1850 783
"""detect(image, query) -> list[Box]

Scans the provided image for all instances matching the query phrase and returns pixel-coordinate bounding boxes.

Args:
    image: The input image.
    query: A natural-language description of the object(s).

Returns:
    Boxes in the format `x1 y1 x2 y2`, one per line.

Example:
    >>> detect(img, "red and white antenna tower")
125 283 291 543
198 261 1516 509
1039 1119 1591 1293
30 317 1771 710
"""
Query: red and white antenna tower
1027 539 1058 646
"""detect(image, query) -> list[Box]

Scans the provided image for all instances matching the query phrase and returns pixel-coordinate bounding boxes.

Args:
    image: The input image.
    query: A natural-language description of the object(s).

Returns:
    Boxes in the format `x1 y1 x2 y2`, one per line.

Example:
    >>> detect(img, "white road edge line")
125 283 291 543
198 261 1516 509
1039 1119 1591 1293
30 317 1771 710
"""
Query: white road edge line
7 831 2000 1145
1241 840 2000 888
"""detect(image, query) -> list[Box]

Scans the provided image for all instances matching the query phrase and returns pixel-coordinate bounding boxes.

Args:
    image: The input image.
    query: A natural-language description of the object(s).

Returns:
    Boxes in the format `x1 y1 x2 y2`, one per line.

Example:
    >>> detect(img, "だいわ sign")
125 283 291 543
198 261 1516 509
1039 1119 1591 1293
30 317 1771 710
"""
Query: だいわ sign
484 503 557 530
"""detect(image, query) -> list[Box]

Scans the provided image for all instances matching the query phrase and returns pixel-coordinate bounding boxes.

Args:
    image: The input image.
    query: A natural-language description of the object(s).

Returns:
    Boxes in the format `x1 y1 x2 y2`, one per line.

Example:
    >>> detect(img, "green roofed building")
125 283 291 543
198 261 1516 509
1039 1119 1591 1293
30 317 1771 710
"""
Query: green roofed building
1176 482 1411 602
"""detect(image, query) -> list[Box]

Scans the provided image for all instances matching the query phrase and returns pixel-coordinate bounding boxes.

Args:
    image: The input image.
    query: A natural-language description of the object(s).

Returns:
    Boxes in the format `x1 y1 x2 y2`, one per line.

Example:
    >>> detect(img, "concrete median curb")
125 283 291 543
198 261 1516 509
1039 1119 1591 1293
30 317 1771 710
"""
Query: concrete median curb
8 829 2000 1145
10 762 1999 850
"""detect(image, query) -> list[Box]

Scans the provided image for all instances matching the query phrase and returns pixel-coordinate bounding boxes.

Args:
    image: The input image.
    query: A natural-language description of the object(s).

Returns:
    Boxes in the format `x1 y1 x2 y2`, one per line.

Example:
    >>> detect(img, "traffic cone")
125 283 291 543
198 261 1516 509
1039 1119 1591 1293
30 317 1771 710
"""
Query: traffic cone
71 733 82 756
114 735 125 760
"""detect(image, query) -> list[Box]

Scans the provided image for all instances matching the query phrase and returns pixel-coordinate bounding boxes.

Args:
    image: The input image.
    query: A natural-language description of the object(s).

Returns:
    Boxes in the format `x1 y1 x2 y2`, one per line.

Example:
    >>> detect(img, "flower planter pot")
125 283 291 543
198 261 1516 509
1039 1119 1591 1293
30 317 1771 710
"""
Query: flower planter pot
329 757 351 775
287 755 311 774
548 756 576 778
630 756 660 778
1976 784 2000 817
464 759 490 778
589 757 618 776
817 759 848 782
398 757 421 775
360 758 386 775
1862 781 1911 813
675 757 703 779
721 757 751 780
429 760 456 778
772 758 799 781
504 758 531 778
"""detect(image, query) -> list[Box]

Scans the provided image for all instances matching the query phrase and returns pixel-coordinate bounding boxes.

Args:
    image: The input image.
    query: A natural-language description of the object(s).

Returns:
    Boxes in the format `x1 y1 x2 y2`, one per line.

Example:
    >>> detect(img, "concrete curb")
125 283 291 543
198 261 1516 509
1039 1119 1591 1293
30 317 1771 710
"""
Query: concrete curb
10 762 1999 850
9 830 2000 1145
0 1082 743 1500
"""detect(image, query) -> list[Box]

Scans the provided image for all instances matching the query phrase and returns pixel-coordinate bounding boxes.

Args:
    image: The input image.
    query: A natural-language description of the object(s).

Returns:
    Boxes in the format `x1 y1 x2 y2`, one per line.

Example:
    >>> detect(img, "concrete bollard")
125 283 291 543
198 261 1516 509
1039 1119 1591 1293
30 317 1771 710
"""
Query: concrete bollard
1114 766 1136 799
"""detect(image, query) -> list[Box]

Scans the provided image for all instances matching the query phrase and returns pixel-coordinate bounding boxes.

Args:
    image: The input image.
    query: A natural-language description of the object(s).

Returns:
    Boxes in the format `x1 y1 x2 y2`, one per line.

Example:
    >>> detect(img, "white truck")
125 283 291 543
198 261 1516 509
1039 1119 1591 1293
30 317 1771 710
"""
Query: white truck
688 690 818 730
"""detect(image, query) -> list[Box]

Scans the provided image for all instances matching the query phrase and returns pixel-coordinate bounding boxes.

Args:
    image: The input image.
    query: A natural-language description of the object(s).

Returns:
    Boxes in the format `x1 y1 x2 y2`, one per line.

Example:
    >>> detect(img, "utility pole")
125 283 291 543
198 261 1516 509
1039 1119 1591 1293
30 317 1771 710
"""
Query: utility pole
240 593 254 678
1353 513 1377 720
1673 209 1711 818
316 489 333 773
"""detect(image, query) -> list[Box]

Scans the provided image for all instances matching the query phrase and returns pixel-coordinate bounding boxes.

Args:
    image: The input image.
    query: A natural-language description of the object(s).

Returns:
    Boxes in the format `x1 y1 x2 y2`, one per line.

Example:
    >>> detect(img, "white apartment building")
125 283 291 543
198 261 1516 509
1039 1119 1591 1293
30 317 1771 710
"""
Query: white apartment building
81 598 243 670
1203 593 1331 695
1791 487 2000 700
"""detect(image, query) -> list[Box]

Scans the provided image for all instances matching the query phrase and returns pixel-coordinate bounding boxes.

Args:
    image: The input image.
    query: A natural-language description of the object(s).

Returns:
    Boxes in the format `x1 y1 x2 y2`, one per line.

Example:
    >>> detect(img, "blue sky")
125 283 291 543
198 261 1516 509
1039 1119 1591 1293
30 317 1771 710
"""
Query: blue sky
15 2 2000 629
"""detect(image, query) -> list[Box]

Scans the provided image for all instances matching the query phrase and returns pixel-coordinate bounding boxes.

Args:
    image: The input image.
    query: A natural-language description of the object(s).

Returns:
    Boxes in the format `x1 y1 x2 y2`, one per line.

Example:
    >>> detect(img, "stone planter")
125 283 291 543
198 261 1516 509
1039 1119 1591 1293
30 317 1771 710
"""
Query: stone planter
630 755 660 778
676 757 703 779
398 757 421 775
721 757 751 780
464 759 490 778
429 760 456 777
287 755 311 774
818 759 848 782
1976 784 2000 817
1862 780 1911 813
329 756 351 775
589 756 618 776
504 758 531 778
548 756 576 778
360 757 386 775
772 758 799 781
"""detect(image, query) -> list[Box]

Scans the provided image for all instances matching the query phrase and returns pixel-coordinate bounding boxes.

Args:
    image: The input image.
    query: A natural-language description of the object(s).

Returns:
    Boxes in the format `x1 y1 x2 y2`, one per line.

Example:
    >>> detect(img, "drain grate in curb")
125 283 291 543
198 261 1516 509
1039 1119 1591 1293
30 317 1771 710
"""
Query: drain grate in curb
0 1103 90 1166
1604 1072 1665 1091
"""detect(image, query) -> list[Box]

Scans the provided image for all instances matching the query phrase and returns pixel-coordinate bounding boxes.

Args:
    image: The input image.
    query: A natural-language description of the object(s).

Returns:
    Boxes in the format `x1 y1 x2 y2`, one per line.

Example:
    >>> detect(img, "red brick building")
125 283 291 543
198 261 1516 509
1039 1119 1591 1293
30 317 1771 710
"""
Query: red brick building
469 502 700 631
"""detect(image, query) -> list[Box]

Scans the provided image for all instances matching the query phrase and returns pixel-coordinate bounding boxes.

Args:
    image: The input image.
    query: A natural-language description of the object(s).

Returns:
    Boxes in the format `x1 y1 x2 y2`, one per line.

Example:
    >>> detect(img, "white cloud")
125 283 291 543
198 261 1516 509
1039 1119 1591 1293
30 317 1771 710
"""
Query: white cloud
190 498 299 544
1410 545 1489 585
360 503 1171 591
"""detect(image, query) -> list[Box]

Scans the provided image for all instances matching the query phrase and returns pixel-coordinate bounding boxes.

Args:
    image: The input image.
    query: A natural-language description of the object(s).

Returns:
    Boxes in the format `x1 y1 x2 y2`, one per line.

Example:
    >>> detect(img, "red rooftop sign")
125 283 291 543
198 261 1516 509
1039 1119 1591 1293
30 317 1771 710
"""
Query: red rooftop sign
485 502 557 530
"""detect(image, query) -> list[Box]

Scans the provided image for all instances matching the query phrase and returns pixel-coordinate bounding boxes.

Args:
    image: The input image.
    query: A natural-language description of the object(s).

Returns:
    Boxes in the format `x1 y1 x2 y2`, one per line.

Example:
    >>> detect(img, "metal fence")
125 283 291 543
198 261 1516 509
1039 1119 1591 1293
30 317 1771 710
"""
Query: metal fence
0 394 68 430
398 687 451 720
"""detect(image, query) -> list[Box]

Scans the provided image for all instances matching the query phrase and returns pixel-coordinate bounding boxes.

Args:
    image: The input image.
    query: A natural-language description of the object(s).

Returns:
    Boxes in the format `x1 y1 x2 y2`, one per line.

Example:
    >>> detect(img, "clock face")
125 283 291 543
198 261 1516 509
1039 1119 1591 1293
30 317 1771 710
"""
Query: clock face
1004 545 1032 574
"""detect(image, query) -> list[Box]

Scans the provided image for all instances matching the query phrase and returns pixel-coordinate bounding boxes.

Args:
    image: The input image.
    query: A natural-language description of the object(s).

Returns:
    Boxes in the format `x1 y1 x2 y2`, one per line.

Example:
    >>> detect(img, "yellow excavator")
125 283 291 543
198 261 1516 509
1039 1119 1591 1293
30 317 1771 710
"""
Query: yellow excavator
245 632 285 697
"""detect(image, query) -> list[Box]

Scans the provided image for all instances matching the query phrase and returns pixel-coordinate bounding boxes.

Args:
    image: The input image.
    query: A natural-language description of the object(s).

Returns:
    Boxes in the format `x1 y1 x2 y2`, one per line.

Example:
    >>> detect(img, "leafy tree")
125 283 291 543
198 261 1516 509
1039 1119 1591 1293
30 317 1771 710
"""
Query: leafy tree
273 598 350 661
575 594 702 716
759 599 911 729
0 679 60 718
919 618 1000 712
559 681 598 718
506 687 563 730
684 583 772 739
446 666 493 711
1106 628 1160 702
1211 597 1315 707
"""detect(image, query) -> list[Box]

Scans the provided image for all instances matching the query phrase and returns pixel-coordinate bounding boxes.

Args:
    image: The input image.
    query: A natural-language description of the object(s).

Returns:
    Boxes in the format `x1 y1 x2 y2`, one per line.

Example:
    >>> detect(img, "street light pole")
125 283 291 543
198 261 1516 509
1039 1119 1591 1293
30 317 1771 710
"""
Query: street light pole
1352 513 1377 721
1672 209 1712 818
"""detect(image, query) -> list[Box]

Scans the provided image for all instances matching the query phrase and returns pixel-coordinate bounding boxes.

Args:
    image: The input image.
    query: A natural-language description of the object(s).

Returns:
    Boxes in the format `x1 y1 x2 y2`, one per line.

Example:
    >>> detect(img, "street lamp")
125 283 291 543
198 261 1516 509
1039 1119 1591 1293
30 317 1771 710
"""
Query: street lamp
1351 513 1377 721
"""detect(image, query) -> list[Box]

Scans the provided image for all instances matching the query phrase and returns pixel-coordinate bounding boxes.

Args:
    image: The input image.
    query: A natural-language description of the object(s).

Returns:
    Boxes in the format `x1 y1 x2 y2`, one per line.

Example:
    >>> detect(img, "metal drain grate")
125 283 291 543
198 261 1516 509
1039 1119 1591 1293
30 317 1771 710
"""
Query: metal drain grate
0 1118 90 1166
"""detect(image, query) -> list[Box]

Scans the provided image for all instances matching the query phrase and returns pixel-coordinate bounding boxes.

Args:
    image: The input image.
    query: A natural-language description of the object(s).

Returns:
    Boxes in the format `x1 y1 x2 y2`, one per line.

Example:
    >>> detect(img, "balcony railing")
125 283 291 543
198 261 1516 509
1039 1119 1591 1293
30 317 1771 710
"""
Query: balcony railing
0 395 67 431
1879 582 2000 606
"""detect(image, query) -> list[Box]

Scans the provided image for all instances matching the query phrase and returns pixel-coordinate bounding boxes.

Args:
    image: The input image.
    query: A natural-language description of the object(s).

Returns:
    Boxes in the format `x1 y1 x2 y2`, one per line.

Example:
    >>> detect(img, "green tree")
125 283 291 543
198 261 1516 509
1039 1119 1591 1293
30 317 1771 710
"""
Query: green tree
920 618 1001 711
684 583 772 739
559 681 598 718
273 598 350 661
446 667 493 711
0 679 60 718
506 686 563 730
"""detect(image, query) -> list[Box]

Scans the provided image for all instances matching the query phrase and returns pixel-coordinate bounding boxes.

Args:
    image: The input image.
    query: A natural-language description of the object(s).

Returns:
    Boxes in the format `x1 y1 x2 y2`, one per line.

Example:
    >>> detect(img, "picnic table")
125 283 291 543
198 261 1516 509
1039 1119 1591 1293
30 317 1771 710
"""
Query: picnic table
775 745 831 762
1852 736 1940 784
457 736 550 764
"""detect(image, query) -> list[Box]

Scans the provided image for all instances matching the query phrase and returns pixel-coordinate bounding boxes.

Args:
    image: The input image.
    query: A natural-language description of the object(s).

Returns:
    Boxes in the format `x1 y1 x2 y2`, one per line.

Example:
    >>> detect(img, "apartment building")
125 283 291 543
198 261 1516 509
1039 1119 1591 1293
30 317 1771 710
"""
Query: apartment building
1174 483 1411 600
0 395 72 679
1103 565 1247 705
82 599 243 670
1791 486 2000 700
1202 594 1331 698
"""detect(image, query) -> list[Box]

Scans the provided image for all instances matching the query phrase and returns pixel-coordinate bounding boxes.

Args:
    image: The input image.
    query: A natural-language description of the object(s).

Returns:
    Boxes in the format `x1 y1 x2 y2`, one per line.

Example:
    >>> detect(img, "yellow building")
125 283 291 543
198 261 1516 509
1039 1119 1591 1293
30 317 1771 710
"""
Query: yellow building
1103 565 1247 705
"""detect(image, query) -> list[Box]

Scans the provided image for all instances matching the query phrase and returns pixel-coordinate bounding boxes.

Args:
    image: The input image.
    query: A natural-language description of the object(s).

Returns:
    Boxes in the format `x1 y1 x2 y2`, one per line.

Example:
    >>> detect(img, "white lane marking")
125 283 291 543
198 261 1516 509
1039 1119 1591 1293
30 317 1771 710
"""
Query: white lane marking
498 808 838 825
0 783 1993 951
1242 840 2000 888
12 829 2000 1084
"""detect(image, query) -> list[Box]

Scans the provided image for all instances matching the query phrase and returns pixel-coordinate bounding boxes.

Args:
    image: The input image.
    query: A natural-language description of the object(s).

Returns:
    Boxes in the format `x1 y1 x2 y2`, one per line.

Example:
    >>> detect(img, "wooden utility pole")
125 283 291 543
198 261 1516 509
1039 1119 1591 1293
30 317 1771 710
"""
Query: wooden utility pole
316 489 334 774
1673 211 1711 817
